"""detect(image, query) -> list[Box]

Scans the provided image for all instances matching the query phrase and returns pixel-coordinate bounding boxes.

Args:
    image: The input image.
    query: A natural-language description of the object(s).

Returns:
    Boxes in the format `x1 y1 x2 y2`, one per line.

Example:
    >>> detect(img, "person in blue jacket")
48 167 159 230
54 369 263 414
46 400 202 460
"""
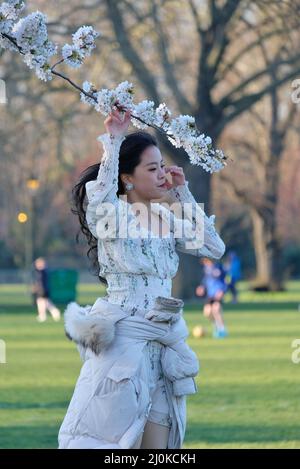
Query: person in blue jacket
196 258 228 338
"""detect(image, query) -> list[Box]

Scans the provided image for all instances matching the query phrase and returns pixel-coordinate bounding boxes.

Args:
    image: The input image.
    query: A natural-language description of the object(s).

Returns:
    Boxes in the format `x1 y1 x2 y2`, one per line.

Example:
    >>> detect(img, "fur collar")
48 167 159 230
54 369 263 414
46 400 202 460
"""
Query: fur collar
64 302 116 355
64 296 184 355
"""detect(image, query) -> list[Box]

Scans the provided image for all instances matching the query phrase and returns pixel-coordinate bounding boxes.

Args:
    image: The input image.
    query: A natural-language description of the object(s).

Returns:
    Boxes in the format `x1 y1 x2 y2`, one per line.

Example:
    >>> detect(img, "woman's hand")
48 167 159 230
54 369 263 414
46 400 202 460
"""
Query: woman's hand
164 165 186 189
104 107 131 137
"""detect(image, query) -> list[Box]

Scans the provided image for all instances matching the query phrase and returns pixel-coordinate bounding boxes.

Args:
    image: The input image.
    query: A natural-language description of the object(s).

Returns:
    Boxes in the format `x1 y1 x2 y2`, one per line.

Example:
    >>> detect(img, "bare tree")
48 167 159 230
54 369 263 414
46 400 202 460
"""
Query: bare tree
99 0 300 296
2 0 300 296
217 10 300 290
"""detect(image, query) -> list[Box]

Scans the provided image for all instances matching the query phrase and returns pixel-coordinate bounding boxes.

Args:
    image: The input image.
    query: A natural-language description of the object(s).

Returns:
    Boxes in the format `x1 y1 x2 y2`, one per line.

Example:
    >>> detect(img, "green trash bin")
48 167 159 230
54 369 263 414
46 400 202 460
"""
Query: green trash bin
48 269 78 304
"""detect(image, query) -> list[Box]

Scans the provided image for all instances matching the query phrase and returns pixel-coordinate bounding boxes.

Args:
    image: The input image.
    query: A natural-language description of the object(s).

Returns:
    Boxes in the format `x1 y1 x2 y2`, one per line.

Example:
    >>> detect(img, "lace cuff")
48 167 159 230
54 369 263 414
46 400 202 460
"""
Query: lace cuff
167 181 192 204
96 133 126 153
168 180 225 259
85 132 126 237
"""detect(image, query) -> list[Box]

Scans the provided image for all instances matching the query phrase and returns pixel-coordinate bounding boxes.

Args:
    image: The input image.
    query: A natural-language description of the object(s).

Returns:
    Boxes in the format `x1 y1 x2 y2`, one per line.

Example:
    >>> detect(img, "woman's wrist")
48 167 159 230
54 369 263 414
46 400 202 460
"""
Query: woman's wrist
107 131 126 139
167 181 191 202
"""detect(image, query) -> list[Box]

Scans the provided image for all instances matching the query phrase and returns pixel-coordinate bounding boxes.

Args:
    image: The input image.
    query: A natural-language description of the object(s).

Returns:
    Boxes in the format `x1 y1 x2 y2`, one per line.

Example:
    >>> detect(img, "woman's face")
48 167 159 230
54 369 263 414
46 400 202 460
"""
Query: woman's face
124 145 169 201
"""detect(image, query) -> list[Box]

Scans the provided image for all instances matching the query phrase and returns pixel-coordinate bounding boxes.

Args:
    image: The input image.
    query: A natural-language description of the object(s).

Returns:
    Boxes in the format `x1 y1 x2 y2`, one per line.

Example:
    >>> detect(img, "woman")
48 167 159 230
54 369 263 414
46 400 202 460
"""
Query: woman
58 108 225 449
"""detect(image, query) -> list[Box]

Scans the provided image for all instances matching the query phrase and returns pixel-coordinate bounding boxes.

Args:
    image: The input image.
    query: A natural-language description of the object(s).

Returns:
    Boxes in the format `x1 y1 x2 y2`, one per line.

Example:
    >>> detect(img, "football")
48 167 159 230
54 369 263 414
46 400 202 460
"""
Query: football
192 325 206 338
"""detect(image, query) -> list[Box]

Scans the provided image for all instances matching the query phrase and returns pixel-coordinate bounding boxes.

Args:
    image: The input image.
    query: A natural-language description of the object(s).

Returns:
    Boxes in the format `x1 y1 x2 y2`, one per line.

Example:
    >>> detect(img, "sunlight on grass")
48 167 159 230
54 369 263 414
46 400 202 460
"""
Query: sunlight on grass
0 282 300 448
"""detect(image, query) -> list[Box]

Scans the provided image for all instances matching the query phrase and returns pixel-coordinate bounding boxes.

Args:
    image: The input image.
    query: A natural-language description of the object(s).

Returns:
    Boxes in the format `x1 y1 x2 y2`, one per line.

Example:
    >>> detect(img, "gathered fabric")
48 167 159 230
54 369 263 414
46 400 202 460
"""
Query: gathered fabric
58 296 199 449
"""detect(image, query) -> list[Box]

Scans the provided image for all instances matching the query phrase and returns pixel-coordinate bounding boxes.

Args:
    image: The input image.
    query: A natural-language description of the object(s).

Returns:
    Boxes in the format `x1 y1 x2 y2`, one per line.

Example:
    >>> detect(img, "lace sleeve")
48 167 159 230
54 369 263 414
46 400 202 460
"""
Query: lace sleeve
85 133 126 238
168 181 226 259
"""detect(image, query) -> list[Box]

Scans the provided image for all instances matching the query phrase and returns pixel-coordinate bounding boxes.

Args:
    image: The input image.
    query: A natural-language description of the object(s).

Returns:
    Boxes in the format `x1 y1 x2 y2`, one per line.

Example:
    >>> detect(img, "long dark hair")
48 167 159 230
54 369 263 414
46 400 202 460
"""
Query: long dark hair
71 130 158 285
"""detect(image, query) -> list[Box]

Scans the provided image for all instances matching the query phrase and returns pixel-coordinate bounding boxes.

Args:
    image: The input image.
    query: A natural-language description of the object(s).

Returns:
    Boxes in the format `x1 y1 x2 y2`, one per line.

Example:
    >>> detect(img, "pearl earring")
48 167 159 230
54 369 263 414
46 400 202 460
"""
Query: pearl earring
125 182 134 191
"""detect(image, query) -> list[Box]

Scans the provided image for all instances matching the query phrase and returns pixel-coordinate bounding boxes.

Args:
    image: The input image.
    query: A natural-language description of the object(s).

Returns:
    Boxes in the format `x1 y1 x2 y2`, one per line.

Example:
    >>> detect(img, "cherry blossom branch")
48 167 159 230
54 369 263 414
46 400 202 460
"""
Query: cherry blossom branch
0 0 227 172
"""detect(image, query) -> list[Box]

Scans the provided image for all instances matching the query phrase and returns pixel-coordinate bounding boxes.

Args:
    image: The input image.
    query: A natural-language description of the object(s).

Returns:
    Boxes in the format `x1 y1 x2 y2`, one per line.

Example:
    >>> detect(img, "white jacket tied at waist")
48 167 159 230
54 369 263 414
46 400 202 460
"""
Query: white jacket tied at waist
58 296 200 449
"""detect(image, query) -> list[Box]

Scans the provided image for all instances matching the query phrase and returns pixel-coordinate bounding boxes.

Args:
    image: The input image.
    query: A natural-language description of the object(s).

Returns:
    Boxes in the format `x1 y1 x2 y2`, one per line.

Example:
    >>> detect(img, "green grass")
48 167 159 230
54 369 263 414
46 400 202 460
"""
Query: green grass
0 282 300 449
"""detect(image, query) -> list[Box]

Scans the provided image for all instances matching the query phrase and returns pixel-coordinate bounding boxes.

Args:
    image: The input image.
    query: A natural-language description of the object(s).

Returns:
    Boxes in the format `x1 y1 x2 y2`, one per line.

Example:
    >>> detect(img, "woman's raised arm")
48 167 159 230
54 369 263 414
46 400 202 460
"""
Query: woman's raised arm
165 166 225 259
85 109 131 237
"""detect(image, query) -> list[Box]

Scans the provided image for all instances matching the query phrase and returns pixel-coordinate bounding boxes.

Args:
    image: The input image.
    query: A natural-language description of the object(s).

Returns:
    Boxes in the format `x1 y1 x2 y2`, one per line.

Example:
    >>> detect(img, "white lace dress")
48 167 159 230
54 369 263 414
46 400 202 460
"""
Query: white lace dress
85 132 225 318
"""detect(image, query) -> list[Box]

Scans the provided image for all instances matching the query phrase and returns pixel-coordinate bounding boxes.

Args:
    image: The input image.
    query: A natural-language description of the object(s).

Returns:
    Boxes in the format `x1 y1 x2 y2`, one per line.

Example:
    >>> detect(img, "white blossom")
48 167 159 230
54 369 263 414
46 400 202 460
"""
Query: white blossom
0 0 226 172
23 51 53 81
80 80 98 107
0 9 13 34
72 25 99 57
12 11 48 52
184 135 226 173
0 18 12 35
0 30 19 51
23 39 56 66
62 43 84 68
81 81 227 172
0 0 24 21
167 115 197 146
8 10 57 80
34 63 52 82
94 88 116 115
154 103 171 129
114 81 135 110
85 81 135 116
131 100 157 129
0 0 16 36
61 25 99 68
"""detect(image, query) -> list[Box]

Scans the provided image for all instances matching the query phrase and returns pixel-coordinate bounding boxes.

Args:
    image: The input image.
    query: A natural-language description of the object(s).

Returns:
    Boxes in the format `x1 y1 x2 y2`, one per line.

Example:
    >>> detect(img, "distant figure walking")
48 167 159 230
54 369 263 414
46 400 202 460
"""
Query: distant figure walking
32 257 61 322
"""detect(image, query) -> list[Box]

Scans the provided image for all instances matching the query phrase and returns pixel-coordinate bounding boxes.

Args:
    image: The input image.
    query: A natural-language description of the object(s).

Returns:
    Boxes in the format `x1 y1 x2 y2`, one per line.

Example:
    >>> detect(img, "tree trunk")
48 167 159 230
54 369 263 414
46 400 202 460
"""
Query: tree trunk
250 208 270 284
268 237 284 291
250 208 284 290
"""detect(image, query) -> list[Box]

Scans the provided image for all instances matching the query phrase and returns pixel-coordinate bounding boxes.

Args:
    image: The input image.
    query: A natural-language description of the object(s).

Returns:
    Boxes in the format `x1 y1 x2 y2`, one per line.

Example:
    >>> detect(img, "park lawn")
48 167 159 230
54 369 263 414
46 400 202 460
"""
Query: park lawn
0 282 300 449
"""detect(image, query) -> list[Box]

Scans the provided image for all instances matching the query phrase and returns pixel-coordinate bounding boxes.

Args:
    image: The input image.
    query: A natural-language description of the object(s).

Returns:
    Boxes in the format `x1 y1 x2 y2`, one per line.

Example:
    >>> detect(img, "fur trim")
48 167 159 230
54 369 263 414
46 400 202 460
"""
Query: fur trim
64 302 115 355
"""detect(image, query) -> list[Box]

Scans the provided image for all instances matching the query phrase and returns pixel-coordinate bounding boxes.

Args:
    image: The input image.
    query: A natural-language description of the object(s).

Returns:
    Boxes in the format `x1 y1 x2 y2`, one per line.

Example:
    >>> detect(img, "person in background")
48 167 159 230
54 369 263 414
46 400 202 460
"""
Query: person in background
196 258 228 338
225 250 241 304
31 257 61 322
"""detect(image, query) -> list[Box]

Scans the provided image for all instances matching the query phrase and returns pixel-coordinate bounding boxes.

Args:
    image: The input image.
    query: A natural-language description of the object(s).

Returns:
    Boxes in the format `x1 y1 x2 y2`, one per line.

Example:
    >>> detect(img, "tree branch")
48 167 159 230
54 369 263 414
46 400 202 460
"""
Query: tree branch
47 1 102 30
187 0 205 37
218 172 274 215
215 65 300 134
150 0 191 113
219 52 300 111
280 101 299 138
219 0 244 26
217 27 297 83
103 0 161 104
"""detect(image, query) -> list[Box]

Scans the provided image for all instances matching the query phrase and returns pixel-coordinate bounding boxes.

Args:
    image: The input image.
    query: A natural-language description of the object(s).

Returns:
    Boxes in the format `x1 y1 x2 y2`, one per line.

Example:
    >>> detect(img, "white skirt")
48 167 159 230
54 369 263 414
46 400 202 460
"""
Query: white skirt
141 340 172 428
